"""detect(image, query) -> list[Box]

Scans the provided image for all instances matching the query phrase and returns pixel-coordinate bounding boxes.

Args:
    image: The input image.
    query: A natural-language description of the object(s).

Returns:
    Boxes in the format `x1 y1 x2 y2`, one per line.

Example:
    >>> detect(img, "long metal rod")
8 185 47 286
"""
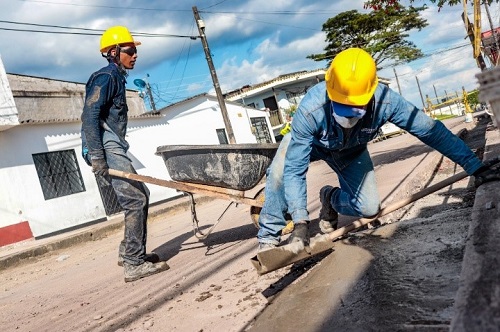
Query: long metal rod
108 169 262 207
251 157 500 275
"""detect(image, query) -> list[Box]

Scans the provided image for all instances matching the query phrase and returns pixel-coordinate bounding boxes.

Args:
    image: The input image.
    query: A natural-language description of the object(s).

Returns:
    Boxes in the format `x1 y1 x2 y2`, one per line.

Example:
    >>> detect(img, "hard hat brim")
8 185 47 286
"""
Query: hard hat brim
327 78 378 106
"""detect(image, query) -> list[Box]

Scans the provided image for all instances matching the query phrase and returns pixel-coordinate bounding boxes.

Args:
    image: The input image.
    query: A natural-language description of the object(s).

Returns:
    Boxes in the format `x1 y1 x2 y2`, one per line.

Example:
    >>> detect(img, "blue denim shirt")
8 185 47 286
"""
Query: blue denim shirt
81 62 130 160
284 81 483 221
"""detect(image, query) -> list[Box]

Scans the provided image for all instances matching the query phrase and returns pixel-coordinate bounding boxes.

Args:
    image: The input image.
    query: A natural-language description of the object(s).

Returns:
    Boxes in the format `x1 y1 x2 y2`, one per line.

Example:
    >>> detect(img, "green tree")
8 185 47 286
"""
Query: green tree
467 89 479 106
364 0 497 11
308 6 428 68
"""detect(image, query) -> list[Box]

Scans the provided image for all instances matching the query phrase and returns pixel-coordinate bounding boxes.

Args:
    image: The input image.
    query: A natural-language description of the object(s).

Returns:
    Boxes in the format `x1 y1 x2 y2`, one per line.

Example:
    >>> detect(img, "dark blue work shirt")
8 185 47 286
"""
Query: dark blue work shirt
81 62 129 160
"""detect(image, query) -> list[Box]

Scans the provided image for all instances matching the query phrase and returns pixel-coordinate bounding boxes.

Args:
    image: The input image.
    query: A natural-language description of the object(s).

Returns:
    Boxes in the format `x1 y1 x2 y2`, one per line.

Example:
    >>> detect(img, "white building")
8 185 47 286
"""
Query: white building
225 69 326 138
0 58 274 246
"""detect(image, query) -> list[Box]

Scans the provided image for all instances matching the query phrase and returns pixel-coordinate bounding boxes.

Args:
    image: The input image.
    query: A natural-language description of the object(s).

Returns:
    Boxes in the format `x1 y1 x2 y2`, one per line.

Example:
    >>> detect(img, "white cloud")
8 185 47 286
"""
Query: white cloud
1 0 496 108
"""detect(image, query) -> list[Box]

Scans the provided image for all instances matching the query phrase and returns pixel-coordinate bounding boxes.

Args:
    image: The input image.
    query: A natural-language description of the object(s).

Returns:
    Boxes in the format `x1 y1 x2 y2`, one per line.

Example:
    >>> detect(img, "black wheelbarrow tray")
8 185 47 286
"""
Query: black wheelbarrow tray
108 143 280 238
155 143 279 191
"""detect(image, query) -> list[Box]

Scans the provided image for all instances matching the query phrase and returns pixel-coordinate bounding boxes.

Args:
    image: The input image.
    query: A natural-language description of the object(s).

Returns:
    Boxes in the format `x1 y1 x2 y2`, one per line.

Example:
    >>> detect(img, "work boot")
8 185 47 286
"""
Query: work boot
117 252 160 267
319 186 339 234
258 242 277 253
287 221 310 247
124 261 170 283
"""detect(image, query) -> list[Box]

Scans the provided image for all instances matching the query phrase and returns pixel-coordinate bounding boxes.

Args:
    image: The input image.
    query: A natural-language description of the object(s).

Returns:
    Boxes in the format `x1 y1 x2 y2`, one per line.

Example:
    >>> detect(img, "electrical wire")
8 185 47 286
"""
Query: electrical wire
0 20 198 39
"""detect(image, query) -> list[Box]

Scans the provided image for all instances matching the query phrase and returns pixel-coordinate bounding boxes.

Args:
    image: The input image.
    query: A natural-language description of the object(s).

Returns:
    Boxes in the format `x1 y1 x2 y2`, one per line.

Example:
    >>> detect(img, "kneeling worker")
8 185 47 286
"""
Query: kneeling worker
257 47 498 251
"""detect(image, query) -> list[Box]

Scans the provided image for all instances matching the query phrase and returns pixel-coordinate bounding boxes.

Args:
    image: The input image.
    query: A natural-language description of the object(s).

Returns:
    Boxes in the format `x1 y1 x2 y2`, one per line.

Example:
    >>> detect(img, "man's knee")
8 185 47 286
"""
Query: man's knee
358 204 380 218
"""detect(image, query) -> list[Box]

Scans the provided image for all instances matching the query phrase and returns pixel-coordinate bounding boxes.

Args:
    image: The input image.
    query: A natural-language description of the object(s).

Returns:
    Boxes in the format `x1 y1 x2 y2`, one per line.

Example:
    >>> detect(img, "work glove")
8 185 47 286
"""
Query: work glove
287 220 310 247
473 164 500 187
91 158 109 177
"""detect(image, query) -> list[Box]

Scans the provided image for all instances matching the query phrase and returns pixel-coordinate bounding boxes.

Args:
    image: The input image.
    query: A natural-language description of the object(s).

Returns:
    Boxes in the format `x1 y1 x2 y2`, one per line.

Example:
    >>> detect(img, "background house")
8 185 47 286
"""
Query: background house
225 69 326 139
0 58 274 246
225 70 394 140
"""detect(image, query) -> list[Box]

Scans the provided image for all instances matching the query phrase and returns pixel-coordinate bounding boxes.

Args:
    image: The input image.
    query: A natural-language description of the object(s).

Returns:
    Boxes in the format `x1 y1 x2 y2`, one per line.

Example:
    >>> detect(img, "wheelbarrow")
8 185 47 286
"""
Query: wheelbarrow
108 143 290 239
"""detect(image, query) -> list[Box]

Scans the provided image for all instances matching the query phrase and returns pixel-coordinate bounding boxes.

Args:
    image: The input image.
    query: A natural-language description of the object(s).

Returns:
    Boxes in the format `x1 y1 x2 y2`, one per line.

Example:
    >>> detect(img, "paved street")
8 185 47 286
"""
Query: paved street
1 116 497 332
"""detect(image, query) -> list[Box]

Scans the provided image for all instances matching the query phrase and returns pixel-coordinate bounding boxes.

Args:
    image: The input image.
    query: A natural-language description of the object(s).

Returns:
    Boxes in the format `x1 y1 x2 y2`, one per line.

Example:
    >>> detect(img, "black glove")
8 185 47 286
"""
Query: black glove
287 221 310 247
473 165 500 187
91 158 109 177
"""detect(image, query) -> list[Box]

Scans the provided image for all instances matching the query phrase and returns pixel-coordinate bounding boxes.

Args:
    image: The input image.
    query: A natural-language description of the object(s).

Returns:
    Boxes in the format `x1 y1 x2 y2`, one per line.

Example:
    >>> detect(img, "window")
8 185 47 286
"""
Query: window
32 150 85 200
216 128 229 144
250 117 273 143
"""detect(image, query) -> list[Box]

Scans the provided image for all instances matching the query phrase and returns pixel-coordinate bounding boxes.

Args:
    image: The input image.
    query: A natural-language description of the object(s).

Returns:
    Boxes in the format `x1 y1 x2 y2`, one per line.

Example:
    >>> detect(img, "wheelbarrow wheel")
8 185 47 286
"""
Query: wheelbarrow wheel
250 187 294 235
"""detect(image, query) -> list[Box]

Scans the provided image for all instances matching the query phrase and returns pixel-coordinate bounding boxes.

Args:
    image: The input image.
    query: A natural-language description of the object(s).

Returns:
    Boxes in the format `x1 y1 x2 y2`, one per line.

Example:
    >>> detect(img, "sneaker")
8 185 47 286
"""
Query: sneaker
118 252 160 267
319 186 339 233
258 242 277 253
287 222 310 246
124 261 170 283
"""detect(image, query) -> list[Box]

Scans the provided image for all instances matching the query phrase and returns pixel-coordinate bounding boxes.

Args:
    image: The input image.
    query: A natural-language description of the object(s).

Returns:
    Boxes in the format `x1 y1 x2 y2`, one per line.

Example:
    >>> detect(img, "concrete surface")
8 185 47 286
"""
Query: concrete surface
0 115 498 331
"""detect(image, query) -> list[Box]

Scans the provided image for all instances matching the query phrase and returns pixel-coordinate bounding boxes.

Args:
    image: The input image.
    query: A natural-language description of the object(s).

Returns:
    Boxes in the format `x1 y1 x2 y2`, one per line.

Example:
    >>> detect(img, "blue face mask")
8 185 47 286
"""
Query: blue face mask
331 101 366 118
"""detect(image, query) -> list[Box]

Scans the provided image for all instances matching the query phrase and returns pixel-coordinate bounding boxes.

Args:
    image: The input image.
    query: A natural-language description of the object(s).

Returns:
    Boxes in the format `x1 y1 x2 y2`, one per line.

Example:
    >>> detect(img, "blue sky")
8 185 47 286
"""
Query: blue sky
1 0 499 110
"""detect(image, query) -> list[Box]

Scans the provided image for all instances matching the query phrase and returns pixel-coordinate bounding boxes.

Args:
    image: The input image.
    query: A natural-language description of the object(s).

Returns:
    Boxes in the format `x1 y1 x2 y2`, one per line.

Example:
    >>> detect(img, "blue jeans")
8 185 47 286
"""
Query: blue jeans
257 134 380 245
106 151 150 265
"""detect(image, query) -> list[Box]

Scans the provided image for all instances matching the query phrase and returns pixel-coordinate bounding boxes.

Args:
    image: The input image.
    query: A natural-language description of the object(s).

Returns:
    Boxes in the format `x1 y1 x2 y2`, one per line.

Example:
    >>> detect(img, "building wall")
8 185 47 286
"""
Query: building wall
431 103 465 117
156 97 273 145
0 123 105 237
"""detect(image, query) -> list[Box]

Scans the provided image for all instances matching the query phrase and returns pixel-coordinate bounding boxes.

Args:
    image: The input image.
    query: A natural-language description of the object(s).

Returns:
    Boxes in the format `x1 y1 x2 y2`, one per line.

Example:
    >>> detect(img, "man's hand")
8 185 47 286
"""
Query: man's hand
91 158 109 177
287 221 310 247
473 165 500 187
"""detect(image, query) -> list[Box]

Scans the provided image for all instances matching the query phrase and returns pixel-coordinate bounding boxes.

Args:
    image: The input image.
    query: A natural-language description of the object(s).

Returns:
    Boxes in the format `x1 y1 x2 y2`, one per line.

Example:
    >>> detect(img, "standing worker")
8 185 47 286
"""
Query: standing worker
257 47 499 251
81 26 170 282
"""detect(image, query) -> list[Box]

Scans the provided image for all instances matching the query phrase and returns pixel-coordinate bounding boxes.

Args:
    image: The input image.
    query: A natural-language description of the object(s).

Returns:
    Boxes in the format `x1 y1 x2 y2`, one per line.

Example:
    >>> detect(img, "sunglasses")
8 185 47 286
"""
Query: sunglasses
120 46 137 56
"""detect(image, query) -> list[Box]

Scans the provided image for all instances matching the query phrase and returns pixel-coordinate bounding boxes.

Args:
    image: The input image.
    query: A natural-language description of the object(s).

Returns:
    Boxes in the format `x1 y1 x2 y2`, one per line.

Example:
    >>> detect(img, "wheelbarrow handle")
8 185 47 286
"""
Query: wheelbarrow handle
108 169 263 207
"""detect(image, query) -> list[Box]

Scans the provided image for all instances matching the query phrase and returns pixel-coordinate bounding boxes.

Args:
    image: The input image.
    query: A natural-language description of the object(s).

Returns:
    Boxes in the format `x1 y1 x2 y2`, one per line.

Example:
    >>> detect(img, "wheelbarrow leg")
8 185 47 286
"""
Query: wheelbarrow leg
187 192 234 240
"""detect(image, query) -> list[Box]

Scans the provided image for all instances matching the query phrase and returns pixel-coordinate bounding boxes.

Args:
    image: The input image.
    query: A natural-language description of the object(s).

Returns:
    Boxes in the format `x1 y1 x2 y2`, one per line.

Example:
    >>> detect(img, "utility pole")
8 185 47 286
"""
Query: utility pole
415 76 426 110
393 67 402 95
192 6 235 144
433 84 439 101
144 74 156 113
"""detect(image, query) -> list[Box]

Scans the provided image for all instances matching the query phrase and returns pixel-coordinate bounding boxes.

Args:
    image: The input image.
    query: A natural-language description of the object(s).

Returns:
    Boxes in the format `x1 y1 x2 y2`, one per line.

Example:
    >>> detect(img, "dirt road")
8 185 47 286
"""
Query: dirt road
0 117 486 332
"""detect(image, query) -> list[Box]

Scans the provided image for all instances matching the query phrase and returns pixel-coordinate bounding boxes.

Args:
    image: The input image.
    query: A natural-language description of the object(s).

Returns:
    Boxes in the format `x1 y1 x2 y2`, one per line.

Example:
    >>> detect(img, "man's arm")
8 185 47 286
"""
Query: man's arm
283 105 316 222
81 73 113 160
385 89 483 175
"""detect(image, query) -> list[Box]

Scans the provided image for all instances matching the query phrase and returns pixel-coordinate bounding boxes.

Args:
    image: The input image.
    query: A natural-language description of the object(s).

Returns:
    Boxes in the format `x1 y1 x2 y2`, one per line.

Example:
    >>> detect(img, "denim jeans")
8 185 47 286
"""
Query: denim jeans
257 134 380 245
106 151 150 265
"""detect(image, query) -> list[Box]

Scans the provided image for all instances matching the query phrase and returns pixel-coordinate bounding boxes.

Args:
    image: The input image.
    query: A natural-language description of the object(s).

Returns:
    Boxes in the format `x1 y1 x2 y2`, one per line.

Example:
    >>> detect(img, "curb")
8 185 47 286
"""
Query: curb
0 194 216 270
451 127 500 331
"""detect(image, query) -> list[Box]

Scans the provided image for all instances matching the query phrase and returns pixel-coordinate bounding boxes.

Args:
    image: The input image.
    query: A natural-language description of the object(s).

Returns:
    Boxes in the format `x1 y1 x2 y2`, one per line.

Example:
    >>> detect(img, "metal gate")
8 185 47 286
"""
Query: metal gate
251 117 273 143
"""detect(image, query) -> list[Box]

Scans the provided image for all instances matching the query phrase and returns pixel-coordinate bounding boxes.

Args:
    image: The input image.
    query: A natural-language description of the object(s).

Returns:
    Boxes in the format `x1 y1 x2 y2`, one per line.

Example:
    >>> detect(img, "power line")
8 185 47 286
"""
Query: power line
0 20 198 39
17 0 346 16
17 0 190 12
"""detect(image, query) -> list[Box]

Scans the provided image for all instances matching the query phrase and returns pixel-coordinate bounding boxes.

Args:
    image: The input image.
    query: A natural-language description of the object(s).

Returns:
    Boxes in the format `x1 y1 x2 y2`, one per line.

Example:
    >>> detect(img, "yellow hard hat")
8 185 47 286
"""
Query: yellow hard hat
325 48 378 106
100 26 141 53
